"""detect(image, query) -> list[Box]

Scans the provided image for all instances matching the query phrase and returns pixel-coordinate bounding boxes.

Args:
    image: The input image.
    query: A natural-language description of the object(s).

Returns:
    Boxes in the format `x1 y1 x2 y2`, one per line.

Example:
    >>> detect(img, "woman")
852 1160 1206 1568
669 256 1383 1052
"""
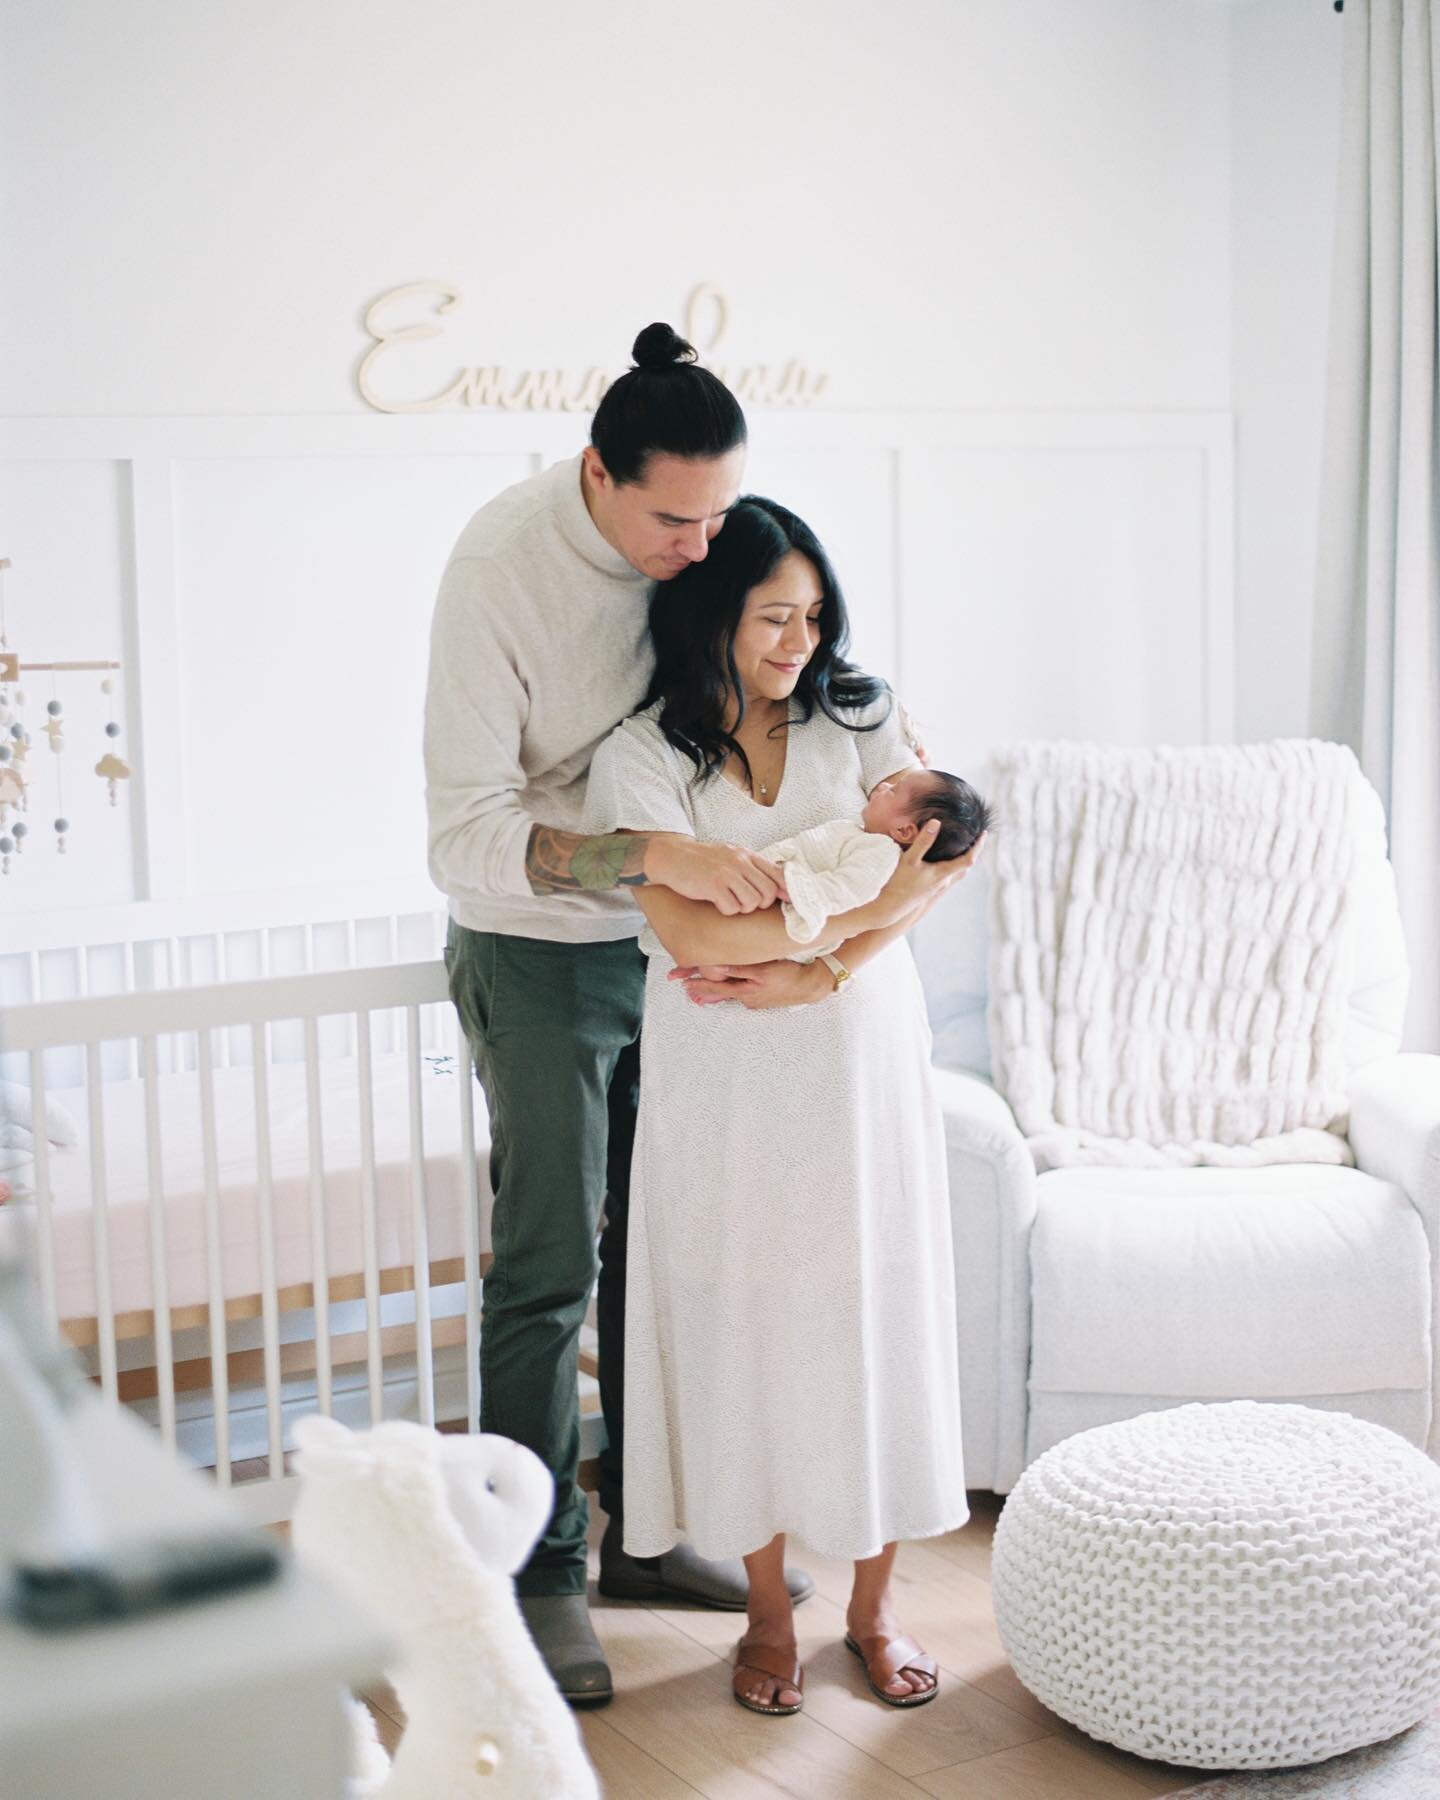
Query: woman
583 497 976 1716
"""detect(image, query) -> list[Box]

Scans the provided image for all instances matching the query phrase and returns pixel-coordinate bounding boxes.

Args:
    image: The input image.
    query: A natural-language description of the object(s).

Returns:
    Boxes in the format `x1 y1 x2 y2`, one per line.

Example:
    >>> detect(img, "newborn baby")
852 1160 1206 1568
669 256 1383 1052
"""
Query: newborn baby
765 767 992 956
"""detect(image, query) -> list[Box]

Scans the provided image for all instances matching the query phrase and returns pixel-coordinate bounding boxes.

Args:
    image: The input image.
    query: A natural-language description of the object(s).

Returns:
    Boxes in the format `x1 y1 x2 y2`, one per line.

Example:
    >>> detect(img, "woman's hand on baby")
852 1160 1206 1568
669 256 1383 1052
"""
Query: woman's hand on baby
914 831 986 921
644 835 789 913
877 825 986 924
874 821 950 918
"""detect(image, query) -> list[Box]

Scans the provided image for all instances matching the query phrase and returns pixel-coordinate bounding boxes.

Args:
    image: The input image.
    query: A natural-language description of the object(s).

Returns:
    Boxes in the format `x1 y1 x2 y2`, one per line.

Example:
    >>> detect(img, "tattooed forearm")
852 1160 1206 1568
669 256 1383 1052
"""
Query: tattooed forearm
527 825 653 894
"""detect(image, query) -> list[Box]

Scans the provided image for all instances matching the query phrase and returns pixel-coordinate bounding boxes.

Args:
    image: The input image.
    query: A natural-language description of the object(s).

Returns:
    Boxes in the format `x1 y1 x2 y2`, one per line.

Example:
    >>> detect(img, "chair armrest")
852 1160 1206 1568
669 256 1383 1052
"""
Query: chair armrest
1350 1054 1440 1216
936 1067 1033 1168
931 1068 1036 1492
1350 1053 1440 1454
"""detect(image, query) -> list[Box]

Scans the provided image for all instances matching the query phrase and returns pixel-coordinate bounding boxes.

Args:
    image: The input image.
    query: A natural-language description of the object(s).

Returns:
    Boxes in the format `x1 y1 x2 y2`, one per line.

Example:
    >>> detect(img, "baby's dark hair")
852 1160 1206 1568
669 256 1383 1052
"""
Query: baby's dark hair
912 771 994 863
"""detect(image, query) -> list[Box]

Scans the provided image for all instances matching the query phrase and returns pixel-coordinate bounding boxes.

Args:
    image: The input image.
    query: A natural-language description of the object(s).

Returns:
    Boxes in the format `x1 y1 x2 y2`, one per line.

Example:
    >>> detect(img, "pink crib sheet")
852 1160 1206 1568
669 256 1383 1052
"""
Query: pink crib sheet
3 1053 494 1322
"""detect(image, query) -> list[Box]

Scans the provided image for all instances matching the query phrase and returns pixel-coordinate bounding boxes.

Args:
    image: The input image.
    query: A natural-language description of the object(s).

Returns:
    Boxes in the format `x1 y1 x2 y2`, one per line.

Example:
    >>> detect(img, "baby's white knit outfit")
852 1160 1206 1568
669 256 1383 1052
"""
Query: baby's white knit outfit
763 819 901 959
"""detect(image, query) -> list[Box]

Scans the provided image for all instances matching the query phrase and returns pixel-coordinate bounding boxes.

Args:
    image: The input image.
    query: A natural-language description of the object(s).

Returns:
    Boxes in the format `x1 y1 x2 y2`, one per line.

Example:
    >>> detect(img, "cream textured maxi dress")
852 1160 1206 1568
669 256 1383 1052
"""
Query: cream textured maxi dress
584 693 966 1562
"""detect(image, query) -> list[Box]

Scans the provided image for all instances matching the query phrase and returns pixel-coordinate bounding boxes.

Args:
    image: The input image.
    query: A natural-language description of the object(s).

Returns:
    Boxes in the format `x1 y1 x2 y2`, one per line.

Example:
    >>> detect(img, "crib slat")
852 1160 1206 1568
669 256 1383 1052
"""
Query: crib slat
197 1029 231 1485
29 1049 58 1335
356 1009 384 1424
167 938 185 1076
251 1022 283 1477
406 1003 435 1427
385 919 400 1058
122 944 138 1079
85 1042 119 1403
303 1015 333 1415
216 934 230 1067
456 1012 481 1436
140 1034 177 1451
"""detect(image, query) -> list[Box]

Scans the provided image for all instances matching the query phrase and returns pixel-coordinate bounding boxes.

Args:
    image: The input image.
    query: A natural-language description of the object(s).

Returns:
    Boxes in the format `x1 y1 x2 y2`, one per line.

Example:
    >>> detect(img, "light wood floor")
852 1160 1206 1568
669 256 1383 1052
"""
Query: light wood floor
353 1491 1212 1799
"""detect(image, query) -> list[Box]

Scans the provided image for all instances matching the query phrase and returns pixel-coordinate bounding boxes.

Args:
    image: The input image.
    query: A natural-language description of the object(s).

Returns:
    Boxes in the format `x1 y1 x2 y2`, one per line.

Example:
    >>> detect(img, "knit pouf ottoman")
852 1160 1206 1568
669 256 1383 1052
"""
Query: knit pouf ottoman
991 1401 1440 1770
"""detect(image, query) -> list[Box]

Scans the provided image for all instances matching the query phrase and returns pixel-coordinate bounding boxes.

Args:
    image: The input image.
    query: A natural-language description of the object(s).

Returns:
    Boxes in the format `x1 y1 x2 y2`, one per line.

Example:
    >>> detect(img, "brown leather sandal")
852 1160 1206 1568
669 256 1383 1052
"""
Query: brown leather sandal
844 1632 939 1707
732 1637 805 1716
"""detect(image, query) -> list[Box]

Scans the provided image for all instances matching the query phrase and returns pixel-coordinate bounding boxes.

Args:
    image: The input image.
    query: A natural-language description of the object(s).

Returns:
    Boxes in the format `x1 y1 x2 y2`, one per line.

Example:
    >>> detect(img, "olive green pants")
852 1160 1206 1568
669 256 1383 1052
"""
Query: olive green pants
445 922 646 1597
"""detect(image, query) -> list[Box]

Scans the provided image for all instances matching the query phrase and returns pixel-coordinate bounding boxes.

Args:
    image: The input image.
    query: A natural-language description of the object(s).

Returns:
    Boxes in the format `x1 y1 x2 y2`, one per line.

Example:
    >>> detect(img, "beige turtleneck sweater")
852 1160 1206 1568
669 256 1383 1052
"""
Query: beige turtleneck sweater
423 454 656 942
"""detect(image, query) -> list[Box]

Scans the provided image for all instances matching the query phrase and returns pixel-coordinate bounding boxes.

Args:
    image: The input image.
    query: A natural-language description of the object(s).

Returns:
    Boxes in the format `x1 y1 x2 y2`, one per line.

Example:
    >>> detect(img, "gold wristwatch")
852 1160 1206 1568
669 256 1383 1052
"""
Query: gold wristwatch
817 951 853 994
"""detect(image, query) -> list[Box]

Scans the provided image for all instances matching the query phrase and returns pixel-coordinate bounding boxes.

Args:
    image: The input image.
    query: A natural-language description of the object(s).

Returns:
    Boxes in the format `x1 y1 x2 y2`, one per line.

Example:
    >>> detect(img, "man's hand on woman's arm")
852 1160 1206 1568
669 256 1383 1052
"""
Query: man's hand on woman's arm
671 832 987 1009
526 826 787 913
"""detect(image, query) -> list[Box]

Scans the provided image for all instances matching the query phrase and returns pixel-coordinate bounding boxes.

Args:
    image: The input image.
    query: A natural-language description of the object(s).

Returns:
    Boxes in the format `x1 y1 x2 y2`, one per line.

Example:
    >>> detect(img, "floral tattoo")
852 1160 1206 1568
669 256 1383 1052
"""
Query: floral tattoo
527 826 651 894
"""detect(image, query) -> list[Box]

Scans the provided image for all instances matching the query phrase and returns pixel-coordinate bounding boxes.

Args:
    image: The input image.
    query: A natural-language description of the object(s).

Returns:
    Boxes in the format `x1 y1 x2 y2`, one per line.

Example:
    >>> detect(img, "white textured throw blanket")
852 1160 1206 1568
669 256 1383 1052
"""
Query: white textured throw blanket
987 741 1374 1170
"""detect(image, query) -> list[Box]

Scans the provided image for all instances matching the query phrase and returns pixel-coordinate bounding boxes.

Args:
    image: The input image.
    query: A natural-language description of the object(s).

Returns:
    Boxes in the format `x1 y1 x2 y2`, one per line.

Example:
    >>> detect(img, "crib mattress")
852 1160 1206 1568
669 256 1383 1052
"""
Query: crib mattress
1 1053 494 1323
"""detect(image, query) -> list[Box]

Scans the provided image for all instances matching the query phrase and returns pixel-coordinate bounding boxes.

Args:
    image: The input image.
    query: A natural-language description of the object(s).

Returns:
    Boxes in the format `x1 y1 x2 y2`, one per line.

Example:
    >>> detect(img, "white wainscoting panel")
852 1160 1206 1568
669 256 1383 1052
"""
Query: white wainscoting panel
171 452 534 894
899 441 1215 778
0 411 1231 929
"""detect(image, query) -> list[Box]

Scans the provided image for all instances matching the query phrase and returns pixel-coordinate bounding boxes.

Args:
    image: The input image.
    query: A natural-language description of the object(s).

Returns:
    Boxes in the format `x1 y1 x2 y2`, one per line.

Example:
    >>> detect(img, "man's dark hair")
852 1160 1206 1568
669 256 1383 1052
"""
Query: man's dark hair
590 323 747 485
643 495 891 794
913 772 994 862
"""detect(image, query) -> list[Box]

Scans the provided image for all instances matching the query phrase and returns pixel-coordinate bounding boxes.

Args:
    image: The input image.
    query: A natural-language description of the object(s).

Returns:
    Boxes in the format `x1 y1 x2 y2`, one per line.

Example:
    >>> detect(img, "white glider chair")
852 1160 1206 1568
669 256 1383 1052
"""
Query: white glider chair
911 799 1440 1495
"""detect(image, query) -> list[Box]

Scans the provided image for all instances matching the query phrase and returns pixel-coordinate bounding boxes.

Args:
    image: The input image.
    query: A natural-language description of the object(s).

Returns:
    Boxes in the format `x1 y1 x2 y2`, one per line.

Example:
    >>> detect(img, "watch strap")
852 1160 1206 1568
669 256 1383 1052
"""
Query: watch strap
818 951 852 992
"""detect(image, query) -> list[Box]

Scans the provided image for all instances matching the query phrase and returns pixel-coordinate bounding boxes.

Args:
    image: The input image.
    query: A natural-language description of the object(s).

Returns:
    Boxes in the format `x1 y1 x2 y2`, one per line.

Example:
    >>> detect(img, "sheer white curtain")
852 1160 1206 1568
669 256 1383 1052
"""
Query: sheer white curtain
1311 0 1440 1051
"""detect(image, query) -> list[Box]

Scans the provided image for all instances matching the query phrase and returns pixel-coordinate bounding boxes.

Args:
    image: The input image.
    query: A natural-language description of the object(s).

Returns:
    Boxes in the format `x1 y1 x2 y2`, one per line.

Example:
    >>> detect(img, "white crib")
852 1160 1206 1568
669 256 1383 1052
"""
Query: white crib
0 887 601 1523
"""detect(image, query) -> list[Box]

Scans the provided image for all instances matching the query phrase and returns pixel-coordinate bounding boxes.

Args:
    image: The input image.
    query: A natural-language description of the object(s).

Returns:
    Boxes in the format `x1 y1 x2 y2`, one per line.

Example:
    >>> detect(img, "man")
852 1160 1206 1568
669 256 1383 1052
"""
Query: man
425 322 816 1707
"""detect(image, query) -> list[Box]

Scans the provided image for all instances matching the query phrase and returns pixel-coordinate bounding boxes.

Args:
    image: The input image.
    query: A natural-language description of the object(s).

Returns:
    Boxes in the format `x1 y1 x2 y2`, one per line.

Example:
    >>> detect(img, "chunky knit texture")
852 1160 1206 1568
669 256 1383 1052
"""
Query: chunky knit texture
987 740 1376 1169
991 1402 1440 1770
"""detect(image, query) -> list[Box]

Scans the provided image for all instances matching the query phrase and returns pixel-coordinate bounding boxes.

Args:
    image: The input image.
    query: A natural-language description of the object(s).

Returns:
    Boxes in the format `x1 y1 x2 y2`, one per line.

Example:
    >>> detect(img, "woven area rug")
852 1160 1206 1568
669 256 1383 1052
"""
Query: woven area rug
1163 1709 1440 1797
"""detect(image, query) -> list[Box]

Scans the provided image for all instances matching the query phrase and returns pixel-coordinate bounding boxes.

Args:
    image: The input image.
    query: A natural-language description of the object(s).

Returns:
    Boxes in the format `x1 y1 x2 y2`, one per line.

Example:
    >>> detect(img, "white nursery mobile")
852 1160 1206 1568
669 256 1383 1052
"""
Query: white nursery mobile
0 556 131 874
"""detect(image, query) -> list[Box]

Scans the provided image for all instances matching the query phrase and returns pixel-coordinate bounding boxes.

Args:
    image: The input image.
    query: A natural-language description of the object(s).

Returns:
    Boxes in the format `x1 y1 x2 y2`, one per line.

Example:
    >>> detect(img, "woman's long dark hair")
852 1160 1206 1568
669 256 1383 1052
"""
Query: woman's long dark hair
642 496 891 792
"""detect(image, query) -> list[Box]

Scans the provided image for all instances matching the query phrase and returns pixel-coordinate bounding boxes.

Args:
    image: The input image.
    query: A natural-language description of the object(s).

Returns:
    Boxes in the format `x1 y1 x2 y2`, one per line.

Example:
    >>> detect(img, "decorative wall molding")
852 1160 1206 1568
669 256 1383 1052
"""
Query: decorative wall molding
356 281 830 415
0 408 1235 920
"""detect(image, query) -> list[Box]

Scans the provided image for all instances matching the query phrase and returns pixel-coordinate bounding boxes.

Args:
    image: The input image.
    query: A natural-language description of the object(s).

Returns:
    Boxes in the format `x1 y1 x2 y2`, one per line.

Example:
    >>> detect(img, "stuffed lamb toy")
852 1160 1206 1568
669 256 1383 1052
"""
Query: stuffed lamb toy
292 1415 599 1800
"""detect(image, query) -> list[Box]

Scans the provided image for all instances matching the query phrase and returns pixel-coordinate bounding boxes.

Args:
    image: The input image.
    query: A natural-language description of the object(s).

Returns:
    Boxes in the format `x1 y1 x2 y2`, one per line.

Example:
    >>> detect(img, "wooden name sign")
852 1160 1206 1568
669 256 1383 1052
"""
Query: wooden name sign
357 282 829 414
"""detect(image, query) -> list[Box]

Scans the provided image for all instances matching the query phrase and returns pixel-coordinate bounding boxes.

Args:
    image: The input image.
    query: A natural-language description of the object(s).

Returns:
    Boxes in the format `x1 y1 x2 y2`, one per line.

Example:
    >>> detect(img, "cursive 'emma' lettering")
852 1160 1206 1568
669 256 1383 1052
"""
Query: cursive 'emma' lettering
356 282 828 414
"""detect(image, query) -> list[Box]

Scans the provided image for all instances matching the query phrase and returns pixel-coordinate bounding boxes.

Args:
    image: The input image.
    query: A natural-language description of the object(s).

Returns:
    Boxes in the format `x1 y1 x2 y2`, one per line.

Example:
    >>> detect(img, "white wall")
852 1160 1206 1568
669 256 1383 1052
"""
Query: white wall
9 0 1360 925
0 1 1231 417
1228 0 1346 743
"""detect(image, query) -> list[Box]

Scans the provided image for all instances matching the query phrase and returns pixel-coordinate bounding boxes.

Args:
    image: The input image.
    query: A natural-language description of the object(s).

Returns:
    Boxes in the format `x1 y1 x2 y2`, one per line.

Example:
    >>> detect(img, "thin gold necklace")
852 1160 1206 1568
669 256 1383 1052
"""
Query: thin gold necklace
756 726 787 799
735 702 787 798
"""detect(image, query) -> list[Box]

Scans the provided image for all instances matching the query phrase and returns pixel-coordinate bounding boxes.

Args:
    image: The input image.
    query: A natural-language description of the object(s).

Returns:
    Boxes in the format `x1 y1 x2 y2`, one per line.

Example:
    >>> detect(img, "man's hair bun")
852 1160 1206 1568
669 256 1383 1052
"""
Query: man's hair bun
632 322 698 372
589 319 746 484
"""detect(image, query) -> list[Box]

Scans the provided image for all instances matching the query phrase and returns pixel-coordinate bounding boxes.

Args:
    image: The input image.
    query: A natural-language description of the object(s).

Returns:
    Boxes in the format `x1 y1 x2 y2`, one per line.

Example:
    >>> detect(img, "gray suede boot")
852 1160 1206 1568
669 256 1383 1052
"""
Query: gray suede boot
518 1593 613 1708
598 1519 816 1610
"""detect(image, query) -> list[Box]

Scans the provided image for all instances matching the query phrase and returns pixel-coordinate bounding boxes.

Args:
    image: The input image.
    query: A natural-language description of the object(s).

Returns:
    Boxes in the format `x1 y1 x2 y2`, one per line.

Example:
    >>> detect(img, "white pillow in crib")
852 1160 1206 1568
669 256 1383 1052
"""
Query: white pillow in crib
0 1080 81 1149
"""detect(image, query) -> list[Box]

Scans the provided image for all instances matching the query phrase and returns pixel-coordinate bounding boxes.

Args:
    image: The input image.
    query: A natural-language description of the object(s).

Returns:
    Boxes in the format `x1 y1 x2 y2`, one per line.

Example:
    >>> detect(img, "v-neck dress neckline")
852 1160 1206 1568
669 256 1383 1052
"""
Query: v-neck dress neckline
717 703 796 810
